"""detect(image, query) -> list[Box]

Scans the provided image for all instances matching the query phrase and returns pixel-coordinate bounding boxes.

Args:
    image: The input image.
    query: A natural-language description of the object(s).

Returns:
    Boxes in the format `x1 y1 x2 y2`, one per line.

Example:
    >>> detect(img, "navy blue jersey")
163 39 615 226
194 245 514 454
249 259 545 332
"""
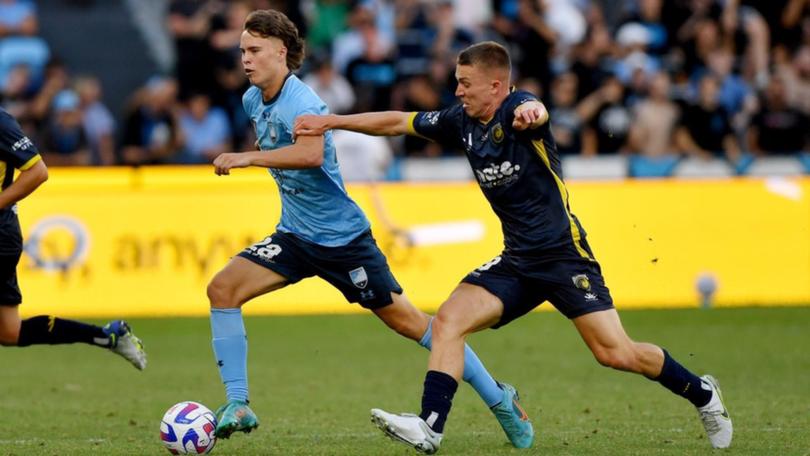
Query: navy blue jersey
409 90 594 265
0 108 41 191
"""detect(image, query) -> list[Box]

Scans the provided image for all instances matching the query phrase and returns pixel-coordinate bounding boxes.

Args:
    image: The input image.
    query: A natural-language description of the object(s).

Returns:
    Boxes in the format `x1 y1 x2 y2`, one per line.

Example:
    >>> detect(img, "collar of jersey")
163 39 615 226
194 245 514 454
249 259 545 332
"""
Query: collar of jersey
262 72 294 105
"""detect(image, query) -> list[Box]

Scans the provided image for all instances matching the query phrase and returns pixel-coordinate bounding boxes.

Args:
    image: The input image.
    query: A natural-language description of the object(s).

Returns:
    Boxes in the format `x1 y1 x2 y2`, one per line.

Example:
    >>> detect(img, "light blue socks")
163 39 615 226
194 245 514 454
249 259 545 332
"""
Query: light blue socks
419 318 502 407
211 308 249 402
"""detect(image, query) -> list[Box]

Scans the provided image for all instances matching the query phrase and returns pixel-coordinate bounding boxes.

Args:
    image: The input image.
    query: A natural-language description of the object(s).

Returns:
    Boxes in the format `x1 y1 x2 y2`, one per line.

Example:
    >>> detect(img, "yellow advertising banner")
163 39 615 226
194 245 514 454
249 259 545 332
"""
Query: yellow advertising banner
15 167 810 318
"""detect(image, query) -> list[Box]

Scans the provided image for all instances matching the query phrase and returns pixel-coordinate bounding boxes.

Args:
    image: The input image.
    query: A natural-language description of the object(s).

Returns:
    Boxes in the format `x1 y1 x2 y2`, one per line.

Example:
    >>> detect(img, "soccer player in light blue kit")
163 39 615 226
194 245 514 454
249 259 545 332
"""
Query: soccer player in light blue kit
206 9 534 448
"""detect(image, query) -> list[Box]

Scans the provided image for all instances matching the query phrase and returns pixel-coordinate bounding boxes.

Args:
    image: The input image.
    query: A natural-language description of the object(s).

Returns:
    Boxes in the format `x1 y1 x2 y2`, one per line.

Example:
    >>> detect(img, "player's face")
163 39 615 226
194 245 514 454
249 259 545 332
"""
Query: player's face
454 64 501 120
240 31 287 89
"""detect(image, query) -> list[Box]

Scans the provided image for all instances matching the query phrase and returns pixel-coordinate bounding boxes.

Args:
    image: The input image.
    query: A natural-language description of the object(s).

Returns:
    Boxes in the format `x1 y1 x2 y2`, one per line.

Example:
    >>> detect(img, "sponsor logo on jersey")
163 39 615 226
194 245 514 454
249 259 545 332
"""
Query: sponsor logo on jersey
424 111 440 125
474 161 521 188
12 136 33 152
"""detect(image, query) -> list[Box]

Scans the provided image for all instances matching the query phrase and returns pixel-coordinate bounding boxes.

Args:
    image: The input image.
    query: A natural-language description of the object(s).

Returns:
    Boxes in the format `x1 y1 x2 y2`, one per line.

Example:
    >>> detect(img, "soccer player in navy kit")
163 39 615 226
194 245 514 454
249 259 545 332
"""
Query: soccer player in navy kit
295 41 732 453
0 107 146 370
207 11 532 447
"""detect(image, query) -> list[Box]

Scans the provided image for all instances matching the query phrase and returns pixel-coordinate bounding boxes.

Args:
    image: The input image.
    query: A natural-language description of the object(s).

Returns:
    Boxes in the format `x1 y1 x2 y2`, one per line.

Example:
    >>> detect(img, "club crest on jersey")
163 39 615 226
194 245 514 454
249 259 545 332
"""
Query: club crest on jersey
349 267 368 289
268 121 278 143
491 123 504 144
572 274 591 291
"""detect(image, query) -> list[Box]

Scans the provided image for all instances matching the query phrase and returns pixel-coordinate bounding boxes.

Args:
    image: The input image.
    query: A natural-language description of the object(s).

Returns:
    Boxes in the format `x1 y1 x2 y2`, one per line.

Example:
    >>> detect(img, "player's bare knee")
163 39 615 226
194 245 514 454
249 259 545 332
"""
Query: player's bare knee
0 326 19 346
431 311 465 342
206 279 239 309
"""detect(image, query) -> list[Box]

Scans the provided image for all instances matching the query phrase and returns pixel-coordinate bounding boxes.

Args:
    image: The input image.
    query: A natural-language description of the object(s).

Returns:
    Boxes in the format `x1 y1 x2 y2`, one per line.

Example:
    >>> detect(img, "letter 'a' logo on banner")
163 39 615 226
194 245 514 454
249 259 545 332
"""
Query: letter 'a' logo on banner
349 267 368 289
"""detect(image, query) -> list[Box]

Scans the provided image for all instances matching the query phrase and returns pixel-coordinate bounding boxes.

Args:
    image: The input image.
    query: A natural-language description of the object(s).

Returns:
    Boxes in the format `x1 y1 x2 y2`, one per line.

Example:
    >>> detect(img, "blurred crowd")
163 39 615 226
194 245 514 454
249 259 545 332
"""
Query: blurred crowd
1 0 809 175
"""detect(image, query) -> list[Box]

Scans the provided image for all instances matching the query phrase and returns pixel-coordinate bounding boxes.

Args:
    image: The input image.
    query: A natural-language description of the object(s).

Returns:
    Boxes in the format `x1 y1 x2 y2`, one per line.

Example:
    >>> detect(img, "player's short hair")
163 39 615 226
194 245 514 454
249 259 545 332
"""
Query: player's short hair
457 41 511 72
244 10 305 71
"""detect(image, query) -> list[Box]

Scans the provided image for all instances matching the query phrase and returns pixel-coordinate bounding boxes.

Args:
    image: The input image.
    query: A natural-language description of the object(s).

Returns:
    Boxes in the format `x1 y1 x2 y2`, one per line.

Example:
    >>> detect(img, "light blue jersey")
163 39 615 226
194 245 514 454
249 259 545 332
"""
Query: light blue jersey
243 74 370 246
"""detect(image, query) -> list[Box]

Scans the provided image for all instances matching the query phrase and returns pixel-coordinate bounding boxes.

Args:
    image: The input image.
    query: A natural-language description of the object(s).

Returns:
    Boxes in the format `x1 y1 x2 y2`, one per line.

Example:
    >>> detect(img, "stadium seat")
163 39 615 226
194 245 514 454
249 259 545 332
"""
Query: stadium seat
400 157 473 181
673 158 734 178
799 153 810 174
745 156 806 176
561 155 627 180
628 154 680 178
0 36 50 88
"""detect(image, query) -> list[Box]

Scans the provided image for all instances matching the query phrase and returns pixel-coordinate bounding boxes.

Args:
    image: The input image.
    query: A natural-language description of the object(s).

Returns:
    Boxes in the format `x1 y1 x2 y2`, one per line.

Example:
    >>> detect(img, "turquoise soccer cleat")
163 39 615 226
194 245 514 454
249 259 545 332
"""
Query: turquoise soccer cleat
490 382 534 448
214 400 259 439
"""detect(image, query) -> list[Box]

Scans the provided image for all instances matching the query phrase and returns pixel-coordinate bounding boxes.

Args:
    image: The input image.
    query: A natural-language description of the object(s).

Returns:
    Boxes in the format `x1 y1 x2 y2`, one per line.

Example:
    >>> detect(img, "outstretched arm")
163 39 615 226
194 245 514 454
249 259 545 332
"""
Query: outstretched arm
294 112 414 138
213 135 324 175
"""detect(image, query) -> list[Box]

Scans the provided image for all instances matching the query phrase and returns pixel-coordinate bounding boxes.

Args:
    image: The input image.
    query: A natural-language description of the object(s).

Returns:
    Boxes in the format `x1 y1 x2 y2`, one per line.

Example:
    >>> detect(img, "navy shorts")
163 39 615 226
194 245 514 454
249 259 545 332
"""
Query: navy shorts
0 208 23 306
237 230 402 309
462 254 614 328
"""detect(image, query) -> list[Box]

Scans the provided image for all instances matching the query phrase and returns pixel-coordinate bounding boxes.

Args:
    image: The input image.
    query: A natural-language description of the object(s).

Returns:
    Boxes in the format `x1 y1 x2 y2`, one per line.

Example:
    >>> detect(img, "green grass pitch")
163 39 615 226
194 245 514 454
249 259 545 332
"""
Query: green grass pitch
1 307 808 455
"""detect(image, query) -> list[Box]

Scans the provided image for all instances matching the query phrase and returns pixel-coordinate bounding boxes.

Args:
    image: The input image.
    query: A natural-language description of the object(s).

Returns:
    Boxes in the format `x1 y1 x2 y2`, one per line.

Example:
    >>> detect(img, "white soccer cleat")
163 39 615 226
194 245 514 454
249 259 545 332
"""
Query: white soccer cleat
371 408 442 454
697 375 732 448
104 320 147 370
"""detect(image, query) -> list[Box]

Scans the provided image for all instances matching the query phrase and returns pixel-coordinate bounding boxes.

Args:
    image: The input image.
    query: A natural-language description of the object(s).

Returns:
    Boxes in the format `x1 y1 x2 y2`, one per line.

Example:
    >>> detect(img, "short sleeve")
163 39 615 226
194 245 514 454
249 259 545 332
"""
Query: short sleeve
409 105 464 149
503 90 546 138
0 111 40 170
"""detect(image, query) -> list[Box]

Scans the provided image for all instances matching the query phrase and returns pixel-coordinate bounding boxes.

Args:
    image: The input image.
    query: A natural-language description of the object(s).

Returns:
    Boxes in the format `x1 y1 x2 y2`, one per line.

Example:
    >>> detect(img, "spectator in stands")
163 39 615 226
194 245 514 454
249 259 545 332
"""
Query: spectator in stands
167 0 221 100
0 63 32 120
343 7 396 112
208 0 251 149
747 75 809 155
307 0 352 51
614 20 663 85
492 0 556 93
302 54 355 115
401 74 443 157
333 129 393 182
777 45 810 114
40 89 90 166
629 71 680 158
548 72 584 155
28 57 67 124
579 76 633 155
74 76 115 165
121 76 180 165
0 0 38 37
570 23 613 101
694 47 754 118
332 4 393 75
675 73 742 163
175 91 231 164
618 0 670 55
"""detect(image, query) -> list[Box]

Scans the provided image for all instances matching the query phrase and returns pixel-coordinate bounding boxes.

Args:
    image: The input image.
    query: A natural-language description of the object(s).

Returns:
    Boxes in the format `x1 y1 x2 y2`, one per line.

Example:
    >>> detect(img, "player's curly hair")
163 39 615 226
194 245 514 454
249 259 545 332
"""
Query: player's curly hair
244 10 305 71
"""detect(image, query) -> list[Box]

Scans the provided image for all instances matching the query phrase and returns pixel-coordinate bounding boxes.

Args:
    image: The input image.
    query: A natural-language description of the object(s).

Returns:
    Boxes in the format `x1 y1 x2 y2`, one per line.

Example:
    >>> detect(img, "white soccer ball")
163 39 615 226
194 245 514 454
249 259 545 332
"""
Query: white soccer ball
160 401 218 454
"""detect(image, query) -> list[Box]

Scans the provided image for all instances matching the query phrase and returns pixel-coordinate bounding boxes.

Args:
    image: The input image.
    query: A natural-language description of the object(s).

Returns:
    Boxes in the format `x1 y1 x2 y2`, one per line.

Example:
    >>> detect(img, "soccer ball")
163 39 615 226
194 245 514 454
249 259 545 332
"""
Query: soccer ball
160 401 218 454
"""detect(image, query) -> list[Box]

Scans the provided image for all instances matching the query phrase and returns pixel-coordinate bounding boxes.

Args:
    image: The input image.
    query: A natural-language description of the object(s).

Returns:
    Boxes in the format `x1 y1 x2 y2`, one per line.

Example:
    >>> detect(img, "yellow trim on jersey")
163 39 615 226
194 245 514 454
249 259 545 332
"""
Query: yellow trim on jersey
19 154 42 171
532 139 592 260
405 111 431 140
406 112 419 135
